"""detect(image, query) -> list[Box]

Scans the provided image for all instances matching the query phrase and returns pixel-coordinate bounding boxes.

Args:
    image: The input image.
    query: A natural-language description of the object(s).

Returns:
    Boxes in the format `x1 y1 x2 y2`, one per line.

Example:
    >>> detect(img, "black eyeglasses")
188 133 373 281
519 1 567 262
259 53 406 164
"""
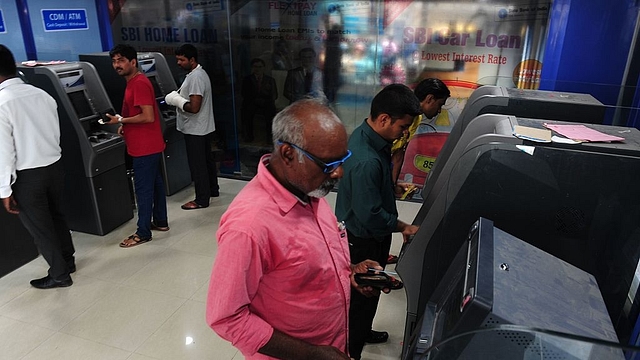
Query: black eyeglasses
277 140 352 173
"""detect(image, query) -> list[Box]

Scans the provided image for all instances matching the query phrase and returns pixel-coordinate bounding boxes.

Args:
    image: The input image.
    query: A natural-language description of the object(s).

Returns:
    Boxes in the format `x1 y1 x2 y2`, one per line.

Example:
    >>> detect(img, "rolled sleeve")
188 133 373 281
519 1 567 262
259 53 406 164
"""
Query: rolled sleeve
206 229 274 357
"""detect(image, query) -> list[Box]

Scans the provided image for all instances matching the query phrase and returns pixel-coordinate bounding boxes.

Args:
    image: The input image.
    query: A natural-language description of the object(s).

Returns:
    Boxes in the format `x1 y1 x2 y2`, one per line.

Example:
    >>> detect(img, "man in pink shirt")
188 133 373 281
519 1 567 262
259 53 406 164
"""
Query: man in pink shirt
206 99 381 359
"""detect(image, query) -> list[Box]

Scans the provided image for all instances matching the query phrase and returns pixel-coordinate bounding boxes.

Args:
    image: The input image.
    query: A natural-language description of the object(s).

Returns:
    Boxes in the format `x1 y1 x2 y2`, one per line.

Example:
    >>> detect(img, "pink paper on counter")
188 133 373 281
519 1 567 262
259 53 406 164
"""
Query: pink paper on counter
543 124 625 142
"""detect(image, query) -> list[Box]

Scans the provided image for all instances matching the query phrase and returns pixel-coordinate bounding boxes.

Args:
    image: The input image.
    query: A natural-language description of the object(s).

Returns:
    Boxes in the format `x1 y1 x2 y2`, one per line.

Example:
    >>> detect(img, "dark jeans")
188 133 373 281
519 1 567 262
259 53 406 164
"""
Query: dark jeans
184 133 219 207
347 230 392 360
132 152 168 239
13 160 75 281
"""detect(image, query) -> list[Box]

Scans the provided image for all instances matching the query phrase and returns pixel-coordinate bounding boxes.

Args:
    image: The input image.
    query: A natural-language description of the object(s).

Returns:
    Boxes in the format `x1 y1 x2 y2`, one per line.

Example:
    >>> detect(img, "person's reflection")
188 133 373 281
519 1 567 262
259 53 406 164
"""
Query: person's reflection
284 48 324 103
241 58 278 144
323 6 344 104
271 39 293 71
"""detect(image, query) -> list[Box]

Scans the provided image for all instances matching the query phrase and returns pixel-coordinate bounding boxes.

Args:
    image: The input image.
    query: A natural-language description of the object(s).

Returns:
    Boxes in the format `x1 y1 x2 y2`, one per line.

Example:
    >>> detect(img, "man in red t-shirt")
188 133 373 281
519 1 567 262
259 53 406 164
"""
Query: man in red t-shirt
104 44 169 248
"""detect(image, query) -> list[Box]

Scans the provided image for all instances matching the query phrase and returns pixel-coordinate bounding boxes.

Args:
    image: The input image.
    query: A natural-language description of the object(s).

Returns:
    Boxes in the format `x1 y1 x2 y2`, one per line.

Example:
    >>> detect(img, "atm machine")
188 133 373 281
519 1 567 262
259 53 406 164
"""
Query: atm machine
18 62 133 236
406 218 622 359
418 85 606 219
397 115 640 357
79 52 191 196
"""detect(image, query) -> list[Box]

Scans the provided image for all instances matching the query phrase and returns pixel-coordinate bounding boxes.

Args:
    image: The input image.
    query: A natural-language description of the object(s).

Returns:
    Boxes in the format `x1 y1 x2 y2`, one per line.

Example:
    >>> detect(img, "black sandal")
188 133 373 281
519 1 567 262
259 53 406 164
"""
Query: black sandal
119 234 152 248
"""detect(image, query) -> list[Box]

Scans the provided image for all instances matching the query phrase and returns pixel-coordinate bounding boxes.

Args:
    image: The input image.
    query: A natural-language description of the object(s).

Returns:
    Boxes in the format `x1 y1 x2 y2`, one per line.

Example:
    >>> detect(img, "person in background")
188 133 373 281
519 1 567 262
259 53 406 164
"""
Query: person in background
391 78 450 185
335 84 422 359
241 58 278 144
322 5 344 104
387 78 450 264
105 44 169 247
271 39 293 71
207 99 382 360
0 45 76 289
165 44 219 210
283 48 324 103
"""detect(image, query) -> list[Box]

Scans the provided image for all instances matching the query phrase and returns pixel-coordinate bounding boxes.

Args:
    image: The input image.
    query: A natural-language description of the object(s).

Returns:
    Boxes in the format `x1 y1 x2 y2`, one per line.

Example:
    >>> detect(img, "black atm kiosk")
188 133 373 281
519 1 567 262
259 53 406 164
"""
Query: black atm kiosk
398 115 640 357
406 218 621 359
1 210 38 278
419 85 606 214
18 63 133 236
79 52 191 196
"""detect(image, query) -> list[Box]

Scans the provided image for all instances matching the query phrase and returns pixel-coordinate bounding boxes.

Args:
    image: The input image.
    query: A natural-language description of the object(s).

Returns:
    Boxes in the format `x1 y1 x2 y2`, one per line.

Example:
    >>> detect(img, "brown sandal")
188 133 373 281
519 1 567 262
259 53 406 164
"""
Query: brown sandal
181 200 208 210
119 234 152 248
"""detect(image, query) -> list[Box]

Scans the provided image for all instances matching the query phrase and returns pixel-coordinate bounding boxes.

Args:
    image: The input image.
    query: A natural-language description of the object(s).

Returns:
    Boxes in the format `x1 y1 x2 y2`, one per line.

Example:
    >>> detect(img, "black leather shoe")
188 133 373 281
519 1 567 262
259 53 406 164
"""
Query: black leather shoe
365 330 389 344
30 275 73 289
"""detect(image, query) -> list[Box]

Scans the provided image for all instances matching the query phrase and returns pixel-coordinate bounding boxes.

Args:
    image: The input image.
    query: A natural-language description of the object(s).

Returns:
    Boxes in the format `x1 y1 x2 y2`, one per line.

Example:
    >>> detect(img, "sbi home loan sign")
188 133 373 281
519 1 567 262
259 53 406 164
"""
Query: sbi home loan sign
42 9 88 32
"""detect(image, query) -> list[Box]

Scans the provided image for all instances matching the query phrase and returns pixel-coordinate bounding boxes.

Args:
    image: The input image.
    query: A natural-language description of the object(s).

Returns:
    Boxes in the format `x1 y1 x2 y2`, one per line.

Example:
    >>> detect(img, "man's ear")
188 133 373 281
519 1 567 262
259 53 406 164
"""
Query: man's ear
377 113 391 126
278 143 296 165
424 94 435 104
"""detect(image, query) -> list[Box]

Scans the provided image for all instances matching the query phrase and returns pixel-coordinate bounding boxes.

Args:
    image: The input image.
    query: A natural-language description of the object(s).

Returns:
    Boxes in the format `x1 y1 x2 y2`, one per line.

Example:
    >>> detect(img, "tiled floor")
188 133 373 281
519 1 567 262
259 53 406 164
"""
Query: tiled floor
0 178 421 360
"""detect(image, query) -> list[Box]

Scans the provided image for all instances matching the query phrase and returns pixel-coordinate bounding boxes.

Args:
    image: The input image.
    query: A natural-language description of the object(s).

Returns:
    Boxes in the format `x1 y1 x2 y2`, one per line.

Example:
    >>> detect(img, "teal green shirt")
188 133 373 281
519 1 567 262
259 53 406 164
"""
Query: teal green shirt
336 119 398 239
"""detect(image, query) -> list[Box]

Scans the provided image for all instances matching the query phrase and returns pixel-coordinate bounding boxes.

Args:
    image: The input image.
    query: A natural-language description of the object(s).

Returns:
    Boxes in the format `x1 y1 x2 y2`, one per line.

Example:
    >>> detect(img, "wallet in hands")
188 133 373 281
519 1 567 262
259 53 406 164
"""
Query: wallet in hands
354 271 403 290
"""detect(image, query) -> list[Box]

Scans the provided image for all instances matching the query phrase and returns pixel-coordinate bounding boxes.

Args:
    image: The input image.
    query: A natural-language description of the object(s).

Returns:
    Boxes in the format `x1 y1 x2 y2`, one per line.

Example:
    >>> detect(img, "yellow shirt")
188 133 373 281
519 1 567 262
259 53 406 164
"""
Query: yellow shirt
391 114 421 153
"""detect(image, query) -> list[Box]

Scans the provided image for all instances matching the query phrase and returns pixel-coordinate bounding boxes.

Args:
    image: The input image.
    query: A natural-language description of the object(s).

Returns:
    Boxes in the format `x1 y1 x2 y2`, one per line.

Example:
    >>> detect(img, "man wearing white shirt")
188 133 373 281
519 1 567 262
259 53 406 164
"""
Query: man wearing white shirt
0 45 75 289
165 44 218 210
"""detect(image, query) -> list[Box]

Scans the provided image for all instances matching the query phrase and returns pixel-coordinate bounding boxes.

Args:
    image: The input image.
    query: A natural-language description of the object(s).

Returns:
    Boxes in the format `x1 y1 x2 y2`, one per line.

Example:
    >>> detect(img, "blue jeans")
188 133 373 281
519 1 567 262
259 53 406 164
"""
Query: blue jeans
132 152 168 239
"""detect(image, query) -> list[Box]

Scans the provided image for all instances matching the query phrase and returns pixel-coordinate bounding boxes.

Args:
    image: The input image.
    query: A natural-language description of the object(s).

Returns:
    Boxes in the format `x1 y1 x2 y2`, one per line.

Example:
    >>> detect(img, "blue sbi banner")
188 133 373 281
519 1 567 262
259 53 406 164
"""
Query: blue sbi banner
41 9 88 32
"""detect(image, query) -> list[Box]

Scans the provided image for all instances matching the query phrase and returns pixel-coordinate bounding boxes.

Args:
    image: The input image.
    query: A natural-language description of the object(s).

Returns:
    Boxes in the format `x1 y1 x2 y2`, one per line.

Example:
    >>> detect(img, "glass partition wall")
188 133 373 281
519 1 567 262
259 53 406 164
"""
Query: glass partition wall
110 0 555 179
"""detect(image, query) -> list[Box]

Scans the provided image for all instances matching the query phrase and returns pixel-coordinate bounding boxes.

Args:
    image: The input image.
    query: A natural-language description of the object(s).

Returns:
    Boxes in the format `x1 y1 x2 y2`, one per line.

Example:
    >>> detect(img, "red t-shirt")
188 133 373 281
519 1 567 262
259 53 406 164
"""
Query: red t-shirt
121 74 165 157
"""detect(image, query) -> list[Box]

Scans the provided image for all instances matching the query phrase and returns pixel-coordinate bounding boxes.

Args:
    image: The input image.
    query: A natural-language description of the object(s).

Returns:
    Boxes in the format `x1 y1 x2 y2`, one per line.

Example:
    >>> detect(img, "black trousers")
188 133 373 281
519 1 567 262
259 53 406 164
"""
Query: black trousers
13 160 75 281
184 133 219 206
347 229 392 359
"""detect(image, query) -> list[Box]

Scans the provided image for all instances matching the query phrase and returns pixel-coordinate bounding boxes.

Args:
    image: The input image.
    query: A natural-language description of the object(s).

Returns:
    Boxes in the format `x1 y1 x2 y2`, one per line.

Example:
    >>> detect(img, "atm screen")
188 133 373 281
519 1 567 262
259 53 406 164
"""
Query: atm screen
147 76 163 98
67 90 94 119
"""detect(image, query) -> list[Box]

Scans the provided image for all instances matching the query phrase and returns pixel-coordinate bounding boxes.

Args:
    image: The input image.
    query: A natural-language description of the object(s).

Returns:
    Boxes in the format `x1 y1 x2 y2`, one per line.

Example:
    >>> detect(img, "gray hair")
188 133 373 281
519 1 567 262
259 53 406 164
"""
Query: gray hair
272 99 342 162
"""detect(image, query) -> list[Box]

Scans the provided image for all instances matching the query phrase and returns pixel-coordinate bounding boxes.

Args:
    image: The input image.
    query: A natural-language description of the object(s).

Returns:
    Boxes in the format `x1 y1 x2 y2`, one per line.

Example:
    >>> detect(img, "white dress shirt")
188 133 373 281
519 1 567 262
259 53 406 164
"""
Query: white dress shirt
0 77 61 198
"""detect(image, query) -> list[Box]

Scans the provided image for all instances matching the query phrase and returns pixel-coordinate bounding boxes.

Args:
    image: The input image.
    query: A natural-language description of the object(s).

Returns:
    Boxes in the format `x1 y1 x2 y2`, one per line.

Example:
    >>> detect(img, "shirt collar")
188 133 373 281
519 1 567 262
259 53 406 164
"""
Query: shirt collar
0 77 24 91
361 118 391 153
256 154 317 213
186 64 202 77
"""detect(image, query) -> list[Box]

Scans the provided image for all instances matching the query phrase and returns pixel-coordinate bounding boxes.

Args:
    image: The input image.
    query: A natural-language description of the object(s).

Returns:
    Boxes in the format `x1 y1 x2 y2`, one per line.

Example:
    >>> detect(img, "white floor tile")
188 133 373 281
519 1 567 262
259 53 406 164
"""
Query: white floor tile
21 332 131 360
190 280 211 303
0 315 55 359
126 353 161 360
0 275 118 331
74 242 170 284
122 248 214 299
168 220 220 256
135 300 240 360
60 285 186 352
0 260 47 308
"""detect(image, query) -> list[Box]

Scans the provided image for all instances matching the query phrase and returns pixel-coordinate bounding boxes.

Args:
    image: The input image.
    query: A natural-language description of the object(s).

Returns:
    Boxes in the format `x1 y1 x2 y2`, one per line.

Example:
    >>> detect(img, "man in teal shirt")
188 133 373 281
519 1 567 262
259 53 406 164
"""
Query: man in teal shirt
335 84 421 359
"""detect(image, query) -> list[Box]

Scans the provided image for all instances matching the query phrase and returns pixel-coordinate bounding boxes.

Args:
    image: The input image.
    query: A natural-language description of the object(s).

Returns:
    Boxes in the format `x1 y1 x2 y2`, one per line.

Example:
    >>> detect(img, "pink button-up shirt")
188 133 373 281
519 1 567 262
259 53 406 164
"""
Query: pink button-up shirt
206 155 352 359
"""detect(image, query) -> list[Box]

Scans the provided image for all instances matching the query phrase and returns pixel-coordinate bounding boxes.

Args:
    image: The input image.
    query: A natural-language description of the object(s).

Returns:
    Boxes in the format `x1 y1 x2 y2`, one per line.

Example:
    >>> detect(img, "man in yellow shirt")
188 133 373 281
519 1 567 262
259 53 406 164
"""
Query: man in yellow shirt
391 78 450 186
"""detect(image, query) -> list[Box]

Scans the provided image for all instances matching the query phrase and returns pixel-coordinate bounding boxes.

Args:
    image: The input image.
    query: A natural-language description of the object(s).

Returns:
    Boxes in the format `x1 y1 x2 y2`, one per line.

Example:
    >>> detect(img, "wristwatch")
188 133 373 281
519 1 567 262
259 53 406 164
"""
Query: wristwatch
117 114 123 123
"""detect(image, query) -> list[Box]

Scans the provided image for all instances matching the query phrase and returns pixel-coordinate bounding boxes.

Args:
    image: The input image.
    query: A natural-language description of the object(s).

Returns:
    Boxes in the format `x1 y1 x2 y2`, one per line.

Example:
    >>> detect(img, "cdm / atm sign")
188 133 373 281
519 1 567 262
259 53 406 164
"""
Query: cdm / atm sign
42 9 88 32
